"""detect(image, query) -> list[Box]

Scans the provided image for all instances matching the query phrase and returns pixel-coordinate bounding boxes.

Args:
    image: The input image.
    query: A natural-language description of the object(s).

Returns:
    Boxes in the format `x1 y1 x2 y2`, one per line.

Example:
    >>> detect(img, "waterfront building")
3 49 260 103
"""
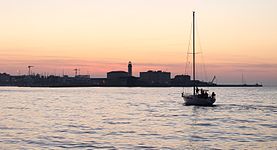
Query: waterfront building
171 75 192 86
139 70 171 86
107 71 129 86
91 78 106 86
107 71 128 79
75 75 90 79
0 73 11 85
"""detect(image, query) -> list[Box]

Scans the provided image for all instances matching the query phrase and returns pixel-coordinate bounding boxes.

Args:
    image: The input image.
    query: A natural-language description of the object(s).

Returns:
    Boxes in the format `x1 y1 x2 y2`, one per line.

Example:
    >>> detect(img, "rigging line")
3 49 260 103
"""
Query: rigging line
196 20 208 82
185 22 192 75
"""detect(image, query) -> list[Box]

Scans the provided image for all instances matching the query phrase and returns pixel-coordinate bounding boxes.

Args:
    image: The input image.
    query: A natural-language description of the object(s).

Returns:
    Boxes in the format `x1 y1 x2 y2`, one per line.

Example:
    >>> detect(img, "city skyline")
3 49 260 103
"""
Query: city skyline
0 0 277 85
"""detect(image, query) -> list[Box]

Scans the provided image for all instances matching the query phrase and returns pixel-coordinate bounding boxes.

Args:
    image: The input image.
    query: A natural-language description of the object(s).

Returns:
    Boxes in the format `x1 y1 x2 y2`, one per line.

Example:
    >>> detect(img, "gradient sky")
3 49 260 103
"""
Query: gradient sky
0 0 277 85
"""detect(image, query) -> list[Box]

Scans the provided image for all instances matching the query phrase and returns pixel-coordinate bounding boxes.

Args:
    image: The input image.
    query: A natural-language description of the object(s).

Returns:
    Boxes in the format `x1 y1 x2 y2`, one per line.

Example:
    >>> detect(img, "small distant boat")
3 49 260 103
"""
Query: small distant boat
182 12 216 106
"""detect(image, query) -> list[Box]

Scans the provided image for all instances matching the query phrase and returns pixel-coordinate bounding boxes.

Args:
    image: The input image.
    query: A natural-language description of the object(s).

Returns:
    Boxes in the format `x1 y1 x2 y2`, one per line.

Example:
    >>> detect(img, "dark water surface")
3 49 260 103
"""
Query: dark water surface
0 87 276 149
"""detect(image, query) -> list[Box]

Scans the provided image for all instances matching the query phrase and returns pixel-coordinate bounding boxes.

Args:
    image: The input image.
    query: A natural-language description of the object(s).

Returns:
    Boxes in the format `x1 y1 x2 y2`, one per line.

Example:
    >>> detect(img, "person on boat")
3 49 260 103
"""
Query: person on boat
197 88 202 98
200 89 204 95
196 87 199 95
204 91 208 98
211 92 216 99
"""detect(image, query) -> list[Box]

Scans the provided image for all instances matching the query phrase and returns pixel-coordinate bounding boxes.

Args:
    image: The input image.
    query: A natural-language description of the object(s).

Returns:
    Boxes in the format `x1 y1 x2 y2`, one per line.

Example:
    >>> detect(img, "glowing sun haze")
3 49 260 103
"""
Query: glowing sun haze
0 0 277 85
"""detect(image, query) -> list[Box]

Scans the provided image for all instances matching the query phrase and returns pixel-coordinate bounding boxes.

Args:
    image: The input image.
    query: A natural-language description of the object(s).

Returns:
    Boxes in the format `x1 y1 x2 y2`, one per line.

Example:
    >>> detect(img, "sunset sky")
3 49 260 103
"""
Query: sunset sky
0 0 276 85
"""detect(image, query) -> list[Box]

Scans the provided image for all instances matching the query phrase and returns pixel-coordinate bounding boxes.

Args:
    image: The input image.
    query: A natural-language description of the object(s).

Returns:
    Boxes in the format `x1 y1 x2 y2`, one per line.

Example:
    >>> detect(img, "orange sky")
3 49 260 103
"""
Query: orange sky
0 0 277 85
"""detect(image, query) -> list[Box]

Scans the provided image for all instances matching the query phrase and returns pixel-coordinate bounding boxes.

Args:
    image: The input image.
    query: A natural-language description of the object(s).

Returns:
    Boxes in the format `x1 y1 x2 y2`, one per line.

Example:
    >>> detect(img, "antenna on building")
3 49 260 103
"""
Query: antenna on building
27 66 34 76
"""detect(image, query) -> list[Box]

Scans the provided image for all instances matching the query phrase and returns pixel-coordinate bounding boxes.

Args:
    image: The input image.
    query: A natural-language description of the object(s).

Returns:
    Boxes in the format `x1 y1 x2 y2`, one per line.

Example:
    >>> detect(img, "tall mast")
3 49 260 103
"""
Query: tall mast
193 11 196 95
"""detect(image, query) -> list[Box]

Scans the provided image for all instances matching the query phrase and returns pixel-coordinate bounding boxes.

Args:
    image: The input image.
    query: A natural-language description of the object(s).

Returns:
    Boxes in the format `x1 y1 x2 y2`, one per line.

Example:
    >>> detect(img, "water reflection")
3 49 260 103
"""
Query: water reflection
0 87 276 149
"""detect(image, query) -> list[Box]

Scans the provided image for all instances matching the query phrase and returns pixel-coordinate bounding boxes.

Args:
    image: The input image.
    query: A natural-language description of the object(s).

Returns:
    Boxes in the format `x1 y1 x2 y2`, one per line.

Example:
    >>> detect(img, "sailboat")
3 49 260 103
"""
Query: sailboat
182 12 216 106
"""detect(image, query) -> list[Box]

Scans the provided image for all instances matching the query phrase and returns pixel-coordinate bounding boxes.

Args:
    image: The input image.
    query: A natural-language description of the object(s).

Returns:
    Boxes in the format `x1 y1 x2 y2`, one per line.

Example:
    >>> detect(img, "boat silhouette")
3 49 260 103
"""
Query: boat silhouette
182 12 216 106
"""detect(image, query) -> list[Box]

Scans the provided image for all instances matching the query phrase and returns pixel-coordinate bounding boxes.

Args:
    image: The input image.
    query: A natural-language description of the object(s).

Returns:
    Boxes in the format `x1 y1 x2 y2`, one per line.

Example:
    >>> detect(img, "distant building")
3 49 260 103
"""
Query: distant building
139 70 171 86
91 78 106 86
107 71 129 86
75 75 90 79
128 61 132 76
171 75 191 86
0 73 11 85
107 71 128 79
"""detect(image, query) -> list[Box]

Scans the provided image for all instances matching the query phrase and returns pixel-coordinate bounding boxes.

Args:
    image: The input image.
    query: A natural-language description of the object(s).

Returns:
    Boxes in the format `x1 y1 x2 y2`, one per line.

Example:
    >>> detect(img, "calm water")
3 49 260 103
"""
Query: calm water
0 87 276 149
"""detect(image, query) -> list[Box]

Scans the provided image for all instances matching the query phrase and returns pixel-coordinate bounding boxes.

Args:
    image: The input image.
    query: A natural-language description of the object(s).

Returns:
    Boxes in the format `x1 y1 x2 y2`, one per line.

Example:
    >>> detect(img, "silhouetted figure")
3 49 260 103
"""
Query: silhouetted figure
200 89 204 97
204 91 208 98
212 92 216 99
196 87 199 95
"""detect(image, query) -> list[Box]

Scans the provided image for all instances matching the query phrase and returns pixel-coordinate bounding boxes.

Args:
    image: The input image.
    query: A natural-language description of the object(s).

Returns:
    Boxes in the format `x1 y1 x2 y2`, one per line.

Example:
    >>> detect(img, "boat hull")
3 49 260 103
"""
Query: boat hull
183 95 216 106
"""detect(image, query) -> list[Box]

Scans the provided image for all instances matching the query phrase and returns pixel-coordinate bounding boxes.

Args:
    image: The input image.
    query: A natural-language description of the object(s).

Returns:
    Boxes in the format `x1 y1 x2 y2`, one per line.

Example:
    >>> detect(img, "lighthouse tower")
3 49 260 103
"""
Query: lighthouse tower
128 61 132 76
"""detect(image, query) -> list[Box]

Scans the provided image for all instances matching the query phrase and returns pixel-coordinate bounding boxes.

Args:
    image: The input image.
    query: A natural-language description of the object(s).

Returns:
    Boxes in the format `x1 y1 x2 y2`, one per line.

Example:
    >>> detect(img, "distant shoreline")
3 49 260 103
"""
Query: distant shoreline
0 84 263 88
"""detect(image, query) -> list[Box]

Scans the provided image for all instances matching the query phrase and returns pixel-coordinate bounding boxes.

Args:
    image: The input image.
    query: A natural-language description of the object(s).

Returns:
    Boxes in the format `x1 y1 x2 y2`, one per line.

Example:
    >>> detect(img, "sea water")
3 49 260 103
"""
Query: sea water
0 87 276 149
